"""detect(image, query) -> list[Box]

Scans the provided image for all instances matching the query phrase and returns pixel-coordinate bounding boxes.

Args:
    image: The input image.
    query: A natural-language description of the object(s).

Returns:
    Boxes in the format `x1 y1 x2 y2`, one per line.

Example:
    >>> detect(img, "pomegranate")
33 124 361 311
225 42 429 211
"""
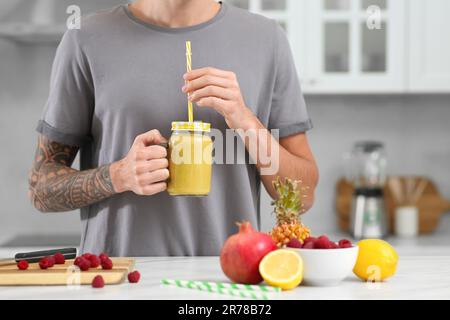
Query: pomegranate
220 221 277 284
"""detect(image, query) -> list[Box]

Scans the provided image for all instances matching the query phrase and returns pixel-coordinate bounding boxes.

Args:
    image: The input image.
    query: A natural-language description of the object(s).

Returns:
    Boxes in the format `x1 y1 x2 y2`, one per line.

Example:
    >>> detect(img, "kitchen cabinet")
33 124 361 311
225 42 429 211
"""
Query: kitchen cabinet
226 0 308 85
228 0 406 93
301 0 406 93
408 0 450 92
229 0 450 93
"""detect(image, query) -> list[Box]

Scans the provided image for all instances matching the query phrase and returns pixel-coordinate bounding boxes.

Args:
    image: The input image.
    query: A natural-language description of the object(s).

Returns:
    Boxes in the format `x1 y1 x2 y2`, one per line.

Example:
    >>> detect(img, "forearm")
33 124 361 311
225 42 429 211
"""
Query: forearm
29 135 119 212
239 117 318 209
259 149 318 210
29 162 116 212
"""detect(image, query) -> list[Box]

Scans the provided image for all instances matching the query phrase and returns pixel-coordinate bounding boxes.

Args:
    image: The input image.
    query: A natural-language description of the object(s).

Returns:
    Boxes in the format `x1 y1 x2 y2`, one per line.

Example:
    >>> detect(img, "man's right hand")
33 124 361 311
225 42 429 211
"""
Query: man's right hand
110 129 169 195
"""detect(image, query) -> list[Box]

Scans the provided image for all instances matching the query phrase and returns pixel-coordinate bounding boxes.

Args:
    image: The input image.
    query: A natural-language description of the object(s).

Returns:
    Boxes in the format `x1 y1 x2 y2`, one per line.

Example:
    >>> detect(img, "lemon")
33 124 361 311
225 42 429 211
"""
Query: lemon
353 239 398 282
259 249 303 290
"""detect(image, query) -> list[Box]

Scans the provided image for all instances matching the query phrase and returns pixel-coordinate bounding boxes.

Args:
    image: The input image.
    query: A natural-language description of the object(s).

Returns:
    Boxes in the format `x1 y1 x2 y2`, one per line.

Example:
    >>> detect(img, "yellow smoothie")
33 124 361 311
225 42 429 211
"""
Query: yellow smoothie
167 122 212 196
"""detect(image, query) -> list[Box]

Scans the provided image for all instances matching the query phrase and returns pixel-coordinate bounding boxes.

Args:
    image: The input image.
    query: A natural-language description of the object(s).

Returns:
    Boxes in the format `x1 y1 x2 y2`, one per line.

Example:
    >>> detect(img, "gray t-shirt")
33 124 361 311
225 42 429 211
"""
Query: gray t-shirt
37 3 312 256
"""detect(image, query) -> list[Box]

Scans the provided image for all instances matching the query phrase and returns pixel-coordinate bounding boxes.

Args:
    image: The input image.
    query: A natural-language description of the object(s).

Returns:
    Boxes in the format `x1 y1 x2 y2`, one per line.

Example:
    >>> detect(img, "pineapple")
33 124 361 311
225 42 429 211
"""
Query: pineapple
269 177 310 248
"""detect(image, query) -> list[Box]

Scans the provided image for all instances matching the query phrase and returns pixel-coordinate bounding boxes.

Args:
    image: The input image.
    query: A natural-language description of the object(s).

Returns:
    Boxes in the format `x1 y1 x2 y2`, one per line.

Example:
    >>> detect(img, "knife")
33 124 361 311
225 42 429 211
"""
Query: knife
0 248 77 266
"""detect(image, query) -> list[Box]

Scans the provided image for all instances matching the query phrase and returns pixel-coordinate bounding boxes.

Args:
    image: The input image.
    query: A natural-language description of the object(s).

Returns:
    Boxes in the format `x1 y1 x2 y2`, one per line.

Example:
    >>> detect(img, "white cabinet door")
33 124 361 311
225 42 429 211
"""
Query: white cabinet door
226 0 309 84
408 0 450 92
303 0 406 93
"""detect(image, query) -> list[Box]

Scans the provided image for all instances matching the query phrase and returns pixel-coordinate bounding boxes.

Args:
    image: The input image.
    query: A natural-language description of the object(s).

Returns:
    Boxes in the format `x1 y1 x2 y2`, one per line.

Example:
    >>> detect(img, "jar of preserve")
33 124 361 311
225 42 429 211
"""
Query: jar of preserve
167 121 213 196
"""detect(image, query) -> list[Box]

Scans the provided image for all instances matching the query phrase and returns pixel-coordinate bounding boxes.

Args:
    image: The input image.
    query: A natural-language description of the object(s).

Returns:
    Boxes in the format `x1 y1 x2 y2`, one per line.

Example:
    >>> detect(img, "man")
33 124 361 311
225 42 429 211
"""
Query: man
29 0 318 256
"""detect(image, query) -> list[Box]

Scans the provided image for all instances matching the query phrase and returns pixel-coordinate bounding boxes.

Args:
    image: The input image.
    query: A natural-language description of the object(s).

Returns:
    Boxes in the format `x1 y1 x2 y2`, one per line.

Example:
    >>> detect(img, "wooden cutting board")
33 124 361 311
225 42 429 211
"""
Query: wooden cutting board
0 258 135 286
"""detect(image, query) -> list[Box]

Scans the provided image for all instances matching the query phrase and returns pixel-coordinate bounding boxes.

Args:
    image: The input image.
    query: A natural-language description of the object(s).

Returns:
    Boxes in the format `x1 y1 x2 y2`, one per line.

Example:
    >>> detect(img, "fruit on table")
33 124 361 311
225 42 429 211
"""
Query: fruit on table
53 252 65 264
287 235 354 249
46 256 55 267
92 275 105 288
88 255 101 268
286 238 303 248
353 239 398 282
74 256 83 266
128 271 141 283
69 253 115 272
259 249 303 290
17 260 29 270
99 253 109 263
74 256 91 271
269 178 310 247
338 239 353 248
302 236 317 248
302 241 315 249
82 253 93 260
220 221 277 284
315 235 333 249
101 258 114 270
39 256 54 269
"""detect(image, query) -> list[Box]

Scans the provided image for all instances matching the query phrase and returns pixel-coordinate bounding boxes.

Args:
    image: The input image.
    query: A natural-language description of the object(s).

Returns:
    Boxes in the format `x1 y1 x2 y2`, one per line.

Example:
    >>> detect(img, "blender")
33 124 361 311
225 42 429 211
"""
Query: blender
345 141 388 239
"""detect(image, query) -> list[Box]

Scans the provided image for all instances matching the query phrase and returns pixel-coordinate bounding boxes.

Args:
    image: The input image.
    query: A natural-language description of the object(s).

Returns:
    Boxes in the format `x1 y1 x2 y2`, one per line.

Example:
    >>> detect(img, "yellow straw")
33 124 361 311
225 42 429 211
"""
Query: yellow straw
186 41 194 123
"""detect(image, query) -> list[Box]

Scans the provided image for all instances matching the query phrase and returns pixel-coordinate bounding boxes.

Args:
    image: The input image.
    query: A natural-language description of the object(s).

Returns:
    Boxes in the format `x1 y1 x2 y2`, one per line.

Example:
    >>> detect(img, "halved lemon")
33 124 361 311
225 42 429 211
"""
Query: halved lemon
259 249 303 290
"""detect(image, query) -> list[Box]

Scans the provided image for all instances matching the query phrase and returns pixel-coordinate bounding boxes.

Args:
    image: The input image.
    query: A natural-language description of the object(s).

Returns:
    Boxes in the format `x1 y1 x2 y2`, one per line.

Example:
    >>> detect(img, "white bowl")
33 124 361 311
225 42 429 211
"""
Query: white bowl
288 246 359 286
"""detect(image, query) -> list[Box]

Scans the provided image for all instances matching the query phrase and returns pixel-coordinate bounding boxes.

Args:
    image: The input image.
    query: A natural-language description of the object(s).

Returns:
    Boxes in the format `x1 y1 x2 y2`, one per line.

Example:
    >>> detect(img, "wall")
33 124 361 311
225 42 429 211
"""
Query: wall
0 41 81 245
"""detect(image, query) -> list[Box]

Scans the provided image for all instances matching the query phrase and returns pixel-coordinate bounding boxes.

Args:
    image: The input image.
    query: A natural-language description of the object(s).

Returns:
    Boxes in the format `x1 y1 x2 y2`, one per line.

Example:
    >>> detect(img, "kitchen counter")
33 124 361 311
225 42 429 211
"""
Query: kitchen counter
1 248 450 300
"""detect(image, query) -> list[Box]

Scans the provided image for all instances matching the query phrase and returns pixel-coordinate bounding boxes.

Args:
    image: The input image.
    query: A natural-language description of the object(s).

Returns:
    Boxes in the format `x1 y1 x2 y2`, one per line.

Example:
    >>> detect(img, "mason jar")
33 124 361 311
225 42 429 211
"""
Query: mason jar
167 121 213 196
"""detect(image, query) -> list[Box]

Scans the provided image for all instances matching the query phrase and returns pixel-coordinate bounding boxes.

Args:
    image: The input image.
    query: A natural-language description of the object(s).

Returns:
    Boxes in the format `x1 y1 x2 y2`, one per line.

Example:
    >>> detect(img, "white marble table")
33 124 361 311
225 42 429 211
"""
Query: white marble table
1 248 449 300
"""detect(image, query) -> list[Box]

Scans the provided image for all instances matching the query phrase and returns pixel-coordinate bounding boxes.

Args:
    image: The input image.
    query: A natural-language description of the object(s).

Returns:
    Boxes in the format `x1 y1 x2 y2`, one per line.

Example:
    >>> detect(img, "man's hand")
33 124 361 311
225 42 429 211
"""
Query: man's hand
183 67 257 130
110 129 169 196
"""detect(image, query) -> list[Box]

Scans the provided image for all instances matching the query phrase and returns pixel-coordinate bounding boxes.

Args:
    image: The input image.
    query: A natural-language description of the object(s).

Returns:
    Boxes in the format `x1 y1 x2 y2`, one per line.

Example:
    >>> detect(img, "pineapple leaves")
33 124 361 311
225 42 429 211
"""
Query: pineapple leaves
271 177 305 224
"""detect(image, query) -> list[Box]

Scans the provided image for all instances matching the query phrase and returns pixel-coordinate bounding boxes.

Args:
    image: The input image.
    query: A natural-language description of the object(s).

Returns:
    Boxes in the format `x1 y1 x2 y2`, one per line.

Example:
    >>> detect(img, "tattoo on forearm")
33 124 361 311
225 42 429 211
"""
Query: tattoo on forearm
28 135 116 212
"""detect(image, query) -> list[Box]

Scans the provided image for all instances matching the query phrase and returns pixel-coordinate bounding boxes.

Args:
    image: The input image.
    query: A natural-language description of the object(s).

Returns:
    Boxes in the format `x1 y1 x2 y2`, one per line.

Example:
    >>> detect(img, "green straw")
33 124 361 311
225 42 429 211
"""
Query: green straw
161 279 281 292
161 279 280 300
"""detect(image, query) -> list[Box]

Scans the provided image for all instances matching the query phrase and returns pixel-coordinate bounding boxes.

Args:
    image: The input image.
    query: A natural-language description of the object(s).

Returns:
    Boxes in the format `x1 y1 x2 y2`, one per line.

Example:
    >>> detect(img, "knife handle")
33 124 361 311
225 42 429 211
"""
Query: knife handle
15 248 77 263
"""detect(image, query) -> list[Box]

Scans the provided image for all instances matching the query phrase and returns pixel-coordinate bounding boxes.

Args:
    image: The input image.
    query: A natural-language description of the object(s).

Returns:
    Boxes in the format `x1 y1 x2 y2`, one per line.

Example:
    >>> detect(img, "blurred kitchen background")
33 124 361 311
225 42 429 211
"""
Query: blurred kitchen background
0 0 449 251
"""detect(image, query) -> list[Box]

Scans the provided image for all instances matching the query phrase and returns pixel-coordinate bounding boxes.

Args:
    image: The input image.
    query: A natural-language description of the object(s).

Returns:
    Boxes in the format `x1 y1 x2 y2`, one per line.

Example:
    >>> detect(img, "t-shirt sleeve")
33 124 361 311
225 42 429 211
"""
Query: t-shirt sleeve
36 29 94 147
268 24 313 138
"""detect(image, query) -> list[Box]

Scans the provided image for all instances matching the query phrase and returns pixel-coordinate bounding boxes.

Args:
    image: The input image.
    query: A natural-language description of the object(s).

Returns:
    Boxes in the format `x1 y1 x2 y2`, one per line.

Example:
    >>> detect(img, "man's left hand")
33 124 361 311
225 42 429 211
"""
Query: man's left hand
183 67 257 130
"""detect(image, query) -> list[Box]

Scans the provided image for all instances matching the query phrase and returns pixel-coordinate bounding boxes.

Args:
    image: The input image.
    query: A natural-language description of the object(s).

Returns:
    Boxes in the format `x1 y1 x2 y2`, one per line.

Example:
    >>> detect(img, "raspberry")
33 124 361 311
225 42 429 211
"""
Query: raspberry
54 253 65 264
82 253 93 260
330 242 339 249
88 255 101 268
17 260 29 270
338 239 353 248
99 253 109 263
101 258 113 270
46 256 55 267
92 275 105 288
303 237 317 245
39 257 51 269
302 241 315 249
76 257 91 271
74 257 82 265
73 256 91 271
286 238 303 248
315 236 333 249
128 271 140 283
